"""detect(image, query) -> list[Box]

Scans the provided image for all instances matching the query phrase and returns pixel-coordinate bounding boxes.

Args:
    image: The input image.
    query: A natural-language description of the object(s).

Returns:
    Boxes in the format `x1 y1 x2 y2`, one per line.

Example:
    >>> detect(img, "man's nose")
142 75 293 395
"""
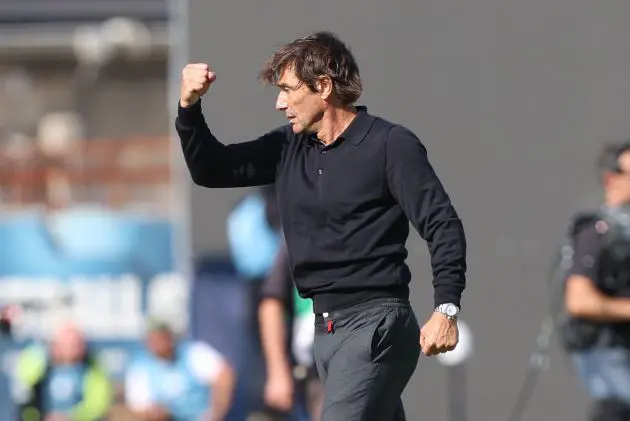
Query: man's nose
276 92 287 110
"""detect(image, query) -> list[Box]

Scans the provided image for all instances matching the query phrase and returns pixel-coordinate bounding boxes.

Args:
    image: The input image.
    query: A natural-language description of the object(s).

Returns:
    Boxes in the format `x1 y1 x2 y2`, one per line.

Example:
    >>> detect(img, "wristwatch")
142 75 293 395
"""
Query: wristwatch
435 303 460 320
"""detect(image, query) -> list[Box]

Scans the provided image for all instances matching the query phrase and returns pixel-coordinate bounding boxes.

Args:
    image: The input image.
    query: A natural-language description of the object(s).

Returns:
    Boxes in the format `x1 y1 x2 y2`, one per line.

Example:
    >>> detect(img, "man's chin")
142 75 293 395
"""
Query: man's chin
291 123 304 134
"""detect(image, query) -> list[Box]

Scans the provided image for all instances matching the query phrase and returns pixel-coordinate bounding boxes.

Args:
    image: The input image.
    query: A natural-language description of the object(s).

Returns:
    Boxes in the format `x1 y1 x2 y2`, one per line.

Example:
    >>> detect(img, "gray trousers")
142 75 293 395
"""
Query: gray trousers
313 298 420 421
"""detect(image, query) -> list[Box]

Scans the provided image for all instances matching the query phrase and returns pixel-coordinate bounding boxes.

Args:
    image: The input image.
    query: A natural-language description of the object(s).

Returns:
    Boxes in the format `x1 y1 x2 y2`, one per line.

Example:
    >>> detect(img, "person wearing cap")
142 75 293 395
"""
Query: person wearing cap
124 321 235 421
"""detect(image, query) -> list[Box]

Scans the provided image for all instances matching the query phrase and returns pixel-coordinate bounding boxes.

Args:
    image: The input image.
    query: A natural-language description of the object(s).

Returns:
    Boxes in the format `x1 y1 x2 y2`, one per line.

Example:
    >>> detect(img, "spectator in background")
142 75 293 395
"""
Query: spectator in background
228 184 321 420
259 240 323 421
124 320 235 421
561 142 630 420
226 184 282 283
14 322 113 421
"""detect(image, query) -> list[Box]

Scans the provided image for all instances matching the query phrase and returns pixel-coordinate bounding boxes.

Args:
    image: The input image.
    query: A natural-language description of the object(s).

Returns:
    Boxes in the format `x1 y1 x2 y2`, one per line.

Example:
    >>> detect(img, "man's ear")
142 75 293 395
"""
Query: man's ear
602 171 615 188
317 76 333 100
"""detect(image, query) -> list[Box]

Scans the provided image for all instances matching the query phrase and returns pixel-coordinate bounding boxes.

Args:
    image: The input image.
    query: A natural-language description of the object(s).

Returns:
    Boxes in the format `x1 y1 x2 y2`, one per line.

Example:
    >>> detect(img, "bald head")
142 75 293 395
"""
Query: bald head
50 322 86 364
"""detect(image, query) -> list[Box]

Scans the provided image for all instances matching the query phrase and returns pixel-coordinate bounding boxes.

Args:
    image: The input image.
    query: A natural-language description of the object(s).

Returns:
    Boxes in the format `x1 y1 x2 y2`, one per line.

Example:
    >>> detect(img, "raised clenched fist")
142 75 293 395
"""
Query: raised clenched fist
180 63 216 108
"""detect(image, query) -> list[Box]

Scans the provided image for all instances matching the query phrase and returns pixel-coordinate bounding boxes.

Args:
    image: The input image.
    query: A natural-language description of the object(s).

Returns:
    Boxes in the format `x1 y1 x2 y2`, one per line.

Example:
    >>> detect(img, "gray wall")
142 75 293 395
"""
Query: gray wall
180 1 630 420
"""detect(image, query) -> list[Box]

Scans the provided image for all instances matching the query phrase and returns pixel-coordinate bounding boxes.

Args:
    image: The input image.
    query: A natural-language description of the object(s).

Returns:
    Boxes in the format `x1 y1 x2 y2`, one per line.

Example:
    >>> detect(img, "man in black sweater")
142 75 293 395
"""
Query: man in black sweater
176 31 468 421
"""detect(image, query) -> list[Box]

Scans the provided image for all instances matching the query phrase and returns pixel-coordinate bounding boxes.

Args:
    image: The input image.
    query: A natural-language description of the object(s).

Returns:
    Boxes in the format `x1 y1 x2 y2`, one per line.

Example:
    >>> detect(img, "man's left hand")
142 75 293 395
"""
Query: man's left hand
419 312 459 356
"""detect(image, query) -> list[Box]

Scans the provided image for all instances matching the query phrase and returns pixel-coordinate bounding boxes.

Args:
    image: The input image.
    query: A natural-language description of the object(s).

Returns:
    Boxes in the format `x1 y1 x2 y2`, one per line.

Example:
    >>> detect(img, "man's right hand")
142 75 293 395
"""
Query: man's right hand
180 63 216 108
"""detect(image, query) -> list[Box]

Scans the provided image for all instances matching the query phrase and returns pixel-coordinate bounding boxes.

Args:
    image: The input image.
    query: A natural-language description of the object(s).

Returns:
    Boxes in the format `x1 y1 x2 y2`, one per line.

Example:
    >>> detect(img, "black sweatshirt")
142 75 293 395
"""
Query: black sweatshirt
176 101 467 313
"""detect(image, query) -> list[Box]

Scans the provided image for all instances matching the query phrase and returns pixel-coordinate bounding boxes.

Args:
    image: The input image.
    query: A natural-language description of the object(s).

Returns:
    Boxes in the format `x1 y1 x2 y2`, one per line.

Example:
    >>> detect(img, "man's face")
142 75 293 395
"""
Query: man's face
607 151 630 205
275 66 325 134
50 325 86 365
147 329 174 359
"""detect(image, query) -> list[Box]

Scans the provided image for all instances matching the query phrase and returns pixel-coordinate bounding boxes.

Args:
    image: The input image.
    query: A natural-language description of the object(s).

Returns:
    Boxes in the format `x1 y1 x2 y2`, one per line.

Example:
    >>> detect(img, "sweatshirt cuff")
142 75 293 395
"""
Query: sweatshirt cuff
433 283 463 309
177 99 203 126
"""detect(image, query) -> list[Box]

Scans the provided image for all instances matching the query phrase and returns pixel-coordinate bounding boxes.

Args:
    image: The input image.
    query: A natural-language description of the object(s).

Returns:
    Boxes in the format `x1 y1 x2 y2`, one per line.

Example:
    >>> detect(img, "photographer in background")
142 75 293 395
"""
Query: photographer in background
562 141 630 421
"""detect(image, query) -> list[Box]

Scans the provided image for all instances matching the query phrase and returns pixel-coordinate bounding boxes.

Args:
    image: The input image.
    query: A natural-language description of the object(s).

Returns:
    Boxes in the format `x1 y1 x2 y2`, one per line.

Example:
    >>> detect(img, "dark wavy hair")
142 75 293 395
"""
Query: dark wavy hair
259 31 363 106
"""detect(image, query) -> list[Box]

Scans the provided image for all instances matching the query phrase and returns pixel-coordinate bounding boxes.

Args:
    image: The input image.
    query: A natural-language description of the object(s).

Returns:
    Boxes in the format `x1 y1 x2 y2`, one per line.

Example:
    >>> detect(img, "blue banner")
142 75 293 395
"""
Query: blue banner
0 207 182 414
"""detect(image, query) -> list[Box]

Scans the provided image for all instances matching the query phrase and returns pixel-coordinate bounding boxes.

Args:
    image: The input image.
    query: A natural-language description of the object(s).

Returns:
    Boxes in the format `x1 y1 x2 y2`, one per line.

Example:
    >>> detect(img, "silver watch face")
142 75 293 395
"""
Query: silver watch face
444 304 459 317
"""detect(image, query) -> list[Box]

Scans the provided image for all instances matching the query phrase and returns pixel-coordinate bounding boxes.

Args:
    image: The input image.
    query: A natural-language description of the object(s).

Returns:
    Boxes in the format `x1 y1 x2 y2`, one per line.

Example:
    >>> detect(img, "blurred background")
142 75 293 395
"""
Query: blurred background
1 0 630 420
